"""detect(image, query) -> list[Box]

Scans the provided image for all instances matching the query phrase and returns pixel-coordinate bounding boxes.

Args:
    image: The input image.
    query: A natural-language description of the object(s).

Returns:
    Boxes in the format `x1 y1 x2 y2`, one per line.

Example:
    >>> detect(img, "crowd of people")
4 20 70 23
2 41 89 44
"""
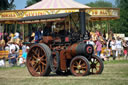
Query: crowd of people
87 30 128 61
0 26 128 67
0 32 29 67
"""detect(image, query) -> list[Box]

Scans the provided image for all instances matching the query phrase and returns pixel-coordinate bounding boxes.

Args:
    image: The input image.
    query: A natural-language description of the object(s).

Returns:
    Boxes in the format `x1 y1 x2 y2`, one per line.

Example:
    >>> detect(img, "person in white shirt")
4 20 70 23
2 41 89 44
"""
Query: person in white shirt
106 39 111 58
115 37 122 60
8 43 15 54
7 42 16 64
87 37 95 46
110 38 116 60
18 56 25 67
14 42 20 58
0 58 5 67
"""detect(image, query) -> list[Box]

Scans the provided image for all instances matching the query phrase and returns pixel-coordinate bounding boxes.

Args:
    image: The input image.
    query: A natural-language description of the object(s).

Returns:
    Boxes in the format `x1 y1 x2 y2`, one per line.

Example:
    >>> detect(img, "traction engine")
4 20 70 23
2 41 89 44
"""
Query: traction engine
26 10 104 76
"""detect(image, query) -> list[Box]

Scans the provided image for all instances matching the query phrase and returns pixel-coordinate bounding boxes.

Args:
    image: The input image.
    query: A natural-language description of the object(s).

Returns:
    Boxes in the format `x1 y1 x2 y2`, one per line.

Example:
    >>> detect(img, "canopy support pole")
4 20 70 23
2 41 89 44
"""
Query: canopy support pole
2 24 4 39
69 15 71 33
87 20 90 31
6 24 7 33
91 21 94 32
21 24 25 42
15 22 17 33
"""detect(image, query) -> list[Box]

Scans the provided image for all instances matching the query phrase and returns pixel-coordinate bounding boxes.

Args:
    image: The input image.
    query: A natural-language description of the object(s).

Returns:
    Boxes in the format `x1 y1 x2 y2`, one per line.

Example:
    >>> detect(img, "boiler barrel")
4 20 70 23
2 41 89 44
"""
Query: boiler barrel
66 43 94 56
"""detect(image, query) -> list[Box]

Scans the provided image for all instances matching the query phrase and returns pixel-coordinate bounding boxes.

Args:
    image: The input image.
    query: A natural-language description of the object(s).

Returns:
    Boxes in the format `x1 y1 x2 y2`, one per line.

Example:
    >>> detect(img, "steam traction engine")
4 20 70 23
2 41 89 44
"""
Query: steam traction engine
26 10 104 76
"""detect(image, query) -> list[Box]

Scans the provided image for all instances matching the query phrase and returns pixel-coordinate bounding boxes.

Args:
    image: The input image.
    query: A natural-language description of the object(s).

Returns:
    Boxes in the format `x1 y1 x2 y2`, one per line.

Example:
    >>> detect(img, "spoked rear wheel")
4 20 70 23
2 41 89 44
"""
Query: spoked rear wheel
89 55 104 74
70 56 90 76
27 43 51 76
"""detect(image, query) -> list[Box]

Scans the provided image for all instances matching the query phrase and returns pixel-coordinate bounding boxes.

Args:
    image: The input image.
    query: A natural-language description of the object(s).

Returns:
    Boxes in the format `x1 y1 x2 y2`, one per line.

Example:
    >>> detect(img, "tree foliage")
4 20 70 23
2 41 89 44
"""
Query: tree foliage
0 0 15 10
110 0 128 36
86 0 113 7
26 0 41 7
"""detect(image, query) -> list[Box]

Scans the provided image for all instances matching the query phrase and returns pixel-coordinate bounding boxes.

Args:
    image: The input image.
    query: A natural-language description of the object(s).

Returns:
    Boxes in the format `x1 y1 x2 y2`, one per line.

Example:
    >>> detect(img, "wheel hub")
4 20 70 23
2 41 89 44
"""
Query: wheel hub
77 65 81 70
36 58 41 63
91 63 96 68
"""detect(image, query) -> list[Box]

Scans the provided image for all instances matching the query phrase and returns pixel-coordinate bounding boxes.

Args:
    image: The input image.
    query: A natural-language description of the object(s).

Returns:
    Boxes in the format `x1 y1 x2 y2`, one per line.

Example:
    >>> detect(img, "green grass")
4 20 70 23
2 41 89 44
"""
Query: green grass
104 59 128 64
0 60 128 85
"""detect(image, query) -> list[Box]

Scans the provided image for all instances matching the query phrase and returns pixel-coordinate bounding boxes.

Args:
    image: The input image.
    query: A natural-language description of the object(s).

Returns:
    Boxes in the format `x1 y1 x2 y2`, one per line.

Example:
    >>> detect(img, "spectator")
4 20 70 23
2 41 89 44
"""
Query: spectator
106 39 111 57
7 42 16 64
35 28 42 43
13 32 20 44
22 46 29 60
0 38 5 51
116 37 122 60
43 24 52 36
22 43 27 55
87 37 95 47
95 38 102 57
9 49 17 67
29 29 35 43
0 57 5 67
100 52 109 61
4 33 9 44
19 46 29 67
14 42 20 61
9 32 14 43
122 40 128 60
110 38 116 60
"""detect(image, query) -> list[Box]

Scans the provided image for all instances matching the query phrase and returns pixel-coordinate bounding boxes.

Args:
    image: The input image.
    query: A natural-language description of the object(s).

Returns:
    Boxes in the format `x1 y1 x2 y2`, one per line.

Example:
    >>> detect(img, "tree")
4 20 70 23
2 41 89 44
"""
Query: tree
86 0 113 7
26 0 41 7
0 0 15 10
110 0 128 36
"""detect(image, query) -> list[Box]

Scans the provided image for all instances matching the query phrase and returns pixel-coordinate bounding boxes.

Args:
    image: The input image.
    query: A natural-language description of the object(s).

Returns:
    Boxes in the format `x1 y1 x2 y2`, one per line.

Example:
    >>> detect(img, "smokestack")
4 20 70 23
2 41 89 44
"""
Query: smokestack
79 9 86 36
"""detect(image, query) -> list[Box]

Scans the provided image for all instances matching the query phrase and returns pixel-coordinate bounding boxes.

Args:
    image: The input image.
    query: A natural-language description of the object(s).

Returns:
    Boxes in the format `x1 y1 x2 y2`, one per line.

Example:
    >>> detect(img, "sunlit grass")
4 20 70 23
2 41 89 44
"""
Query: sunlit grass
0 60 128 85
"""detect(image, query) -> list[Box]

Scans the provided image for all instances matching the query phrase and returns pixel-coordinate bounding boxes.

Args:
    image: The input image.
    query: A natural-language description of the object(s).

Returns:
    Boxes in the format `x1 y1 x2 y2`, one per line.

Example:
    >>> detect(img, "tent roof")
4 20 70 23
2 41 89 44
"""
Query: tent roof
19 12 72 21
25 0 90 9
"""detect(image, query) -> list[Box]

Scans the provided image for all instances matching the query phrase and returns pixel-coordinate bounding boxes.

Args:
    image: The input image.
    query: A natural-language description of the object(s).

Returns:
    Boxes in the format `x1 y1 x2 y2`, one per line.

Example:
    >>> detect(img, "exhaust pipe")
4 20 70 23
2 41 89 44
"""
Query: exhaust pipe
80 9 86 36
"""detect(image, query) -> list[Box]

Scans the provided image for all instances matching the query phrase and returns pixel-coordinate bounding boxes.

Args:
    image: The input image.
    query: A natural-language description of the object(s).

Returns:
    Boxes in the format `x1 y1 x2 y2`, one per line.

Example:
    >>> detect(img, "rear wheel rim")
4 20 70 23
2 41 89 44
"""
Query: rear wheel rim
27 45 47 76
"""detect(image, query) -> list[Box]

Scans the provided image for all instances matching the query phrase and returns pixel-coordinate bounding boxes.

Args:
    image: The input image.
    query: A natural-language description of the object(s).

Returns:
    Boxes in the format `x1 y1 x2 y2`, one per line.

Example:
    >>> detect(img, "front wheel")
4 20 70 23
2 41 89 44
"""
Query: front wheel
89 55 104 74
70 56 90 76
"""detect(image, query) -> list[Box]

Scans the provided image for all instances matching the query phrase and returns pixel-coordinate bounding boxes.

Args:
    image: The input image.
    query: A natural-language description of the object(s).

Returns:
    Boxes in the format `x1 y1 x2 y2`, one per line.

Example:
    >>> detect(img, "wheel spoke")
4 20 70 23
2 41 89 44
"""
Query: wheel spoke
39 64 42 74
91 68 94 73
41 58 46 61
30 60 36 65
96 61 99 64
81 66 86 69
35 64 39 72
32 50 38 57
40 61 46 66
75 61 79 65
95 67 97 70
73 65 77 68
81 63 86 67
32 55 37 60
33 63 38 69
78 69 80 74
38 48 41 57
79 60 82 65
35 48 38 53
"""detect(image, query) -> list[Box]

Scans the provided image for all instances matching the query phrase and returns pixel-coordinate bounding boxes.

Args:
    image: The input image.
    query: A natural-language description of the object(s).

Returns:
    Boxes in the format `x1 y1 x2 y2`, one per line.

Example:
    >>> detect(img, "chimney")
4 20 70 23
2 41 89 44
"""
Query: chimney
79 9 86 36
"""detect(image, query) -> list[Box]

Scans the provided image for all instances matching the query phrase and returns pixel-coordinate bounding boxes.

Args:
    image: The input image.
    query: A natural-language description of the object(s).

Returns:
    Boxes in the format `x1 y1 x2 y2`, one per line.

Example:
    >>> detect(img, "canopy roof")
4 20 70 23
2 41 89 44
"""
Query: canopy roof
25 0 90 9
19 13 72 21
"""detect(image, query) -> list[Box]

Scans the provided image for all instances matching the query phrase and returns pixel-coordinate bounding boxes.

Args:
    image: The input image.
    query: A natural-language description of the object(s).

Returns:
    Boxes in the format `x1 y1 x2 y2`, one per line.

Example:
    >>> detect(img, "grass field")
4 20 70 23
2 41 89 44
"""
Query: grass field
0 60 128 85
